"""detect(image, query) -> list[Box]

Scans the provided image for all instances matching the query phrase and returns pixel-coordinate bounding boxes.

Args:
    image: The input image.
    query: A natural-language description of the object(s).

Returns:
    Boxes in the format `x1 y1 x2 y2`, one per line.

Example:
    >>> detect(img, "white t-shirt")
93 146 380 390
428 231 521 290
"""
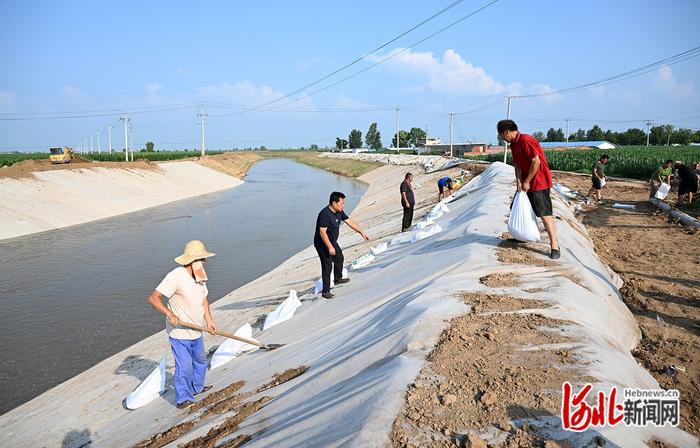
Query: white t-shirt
156 267 208 340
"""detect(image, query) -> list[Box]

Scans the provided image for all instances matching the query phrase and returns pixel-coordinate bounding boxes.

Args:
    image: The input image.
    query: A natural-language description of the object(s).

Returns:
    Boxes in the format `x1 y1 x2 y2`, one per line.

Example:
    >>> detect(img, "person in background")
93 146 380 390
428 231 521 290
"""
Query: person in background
649 159 673 198
437 176 453 201
400 172 415 232
147 240 217 409
587 155 609 204
497 119 561 260
675 161 698 205
314 191 370 299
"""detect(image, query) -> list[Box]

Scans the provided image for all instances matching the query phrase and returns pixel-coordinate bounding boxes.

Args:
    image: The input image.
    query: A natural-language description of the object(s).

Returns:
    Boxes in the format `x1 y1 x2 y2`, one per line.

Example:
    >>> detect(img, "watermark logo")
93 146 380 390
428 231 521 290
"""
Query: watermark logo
561 382 680 431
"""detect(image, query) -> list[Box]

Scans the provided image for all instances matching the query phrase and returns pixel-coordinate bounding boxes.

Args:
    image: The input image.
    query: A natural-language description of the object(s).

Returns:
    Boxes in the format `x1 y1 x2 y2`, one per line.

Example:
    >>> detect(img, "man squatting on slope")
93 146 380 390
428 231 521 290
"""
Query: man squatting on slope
147 240 217 409
437 176 454 201
314 191 369 299
497 119 561 260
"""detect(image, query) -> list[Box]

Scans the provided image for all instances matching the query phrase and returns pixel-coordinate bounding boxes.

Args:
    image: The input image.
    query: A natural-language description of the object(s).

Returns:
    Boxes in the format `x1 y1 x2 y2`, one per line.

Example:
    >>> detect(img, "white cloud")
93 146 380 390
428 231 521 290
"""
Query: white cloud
198 81 314 109
0 90 16 111
144 83 165 94
372 48 520 96
652 66 695 96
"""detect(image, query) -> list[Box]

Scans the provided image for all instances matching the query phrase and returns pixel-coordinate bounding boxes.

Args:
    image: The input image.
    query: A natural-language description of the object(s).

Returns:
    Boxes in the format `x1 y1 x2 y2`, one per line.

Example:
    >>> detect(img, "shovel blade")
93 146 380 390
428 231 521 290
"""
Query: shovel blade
263 344 285 351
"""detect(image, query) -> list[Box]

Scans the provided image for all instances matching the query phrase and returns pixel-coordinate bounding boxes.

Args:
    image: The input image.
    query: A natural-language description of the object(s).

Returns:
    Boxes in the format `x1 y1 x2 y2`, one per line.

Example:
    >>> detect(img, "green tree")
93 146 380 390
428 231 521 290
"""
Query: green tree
348 129 363 149
145 141 155 152
603 130 619 145
335 137 348 149
672 128 694 145
649 126 666 145
532 131 545 142
569 129 586 142
310 144 319 150
391 130 409 148
586 125 604 141
365 122 382 149
545 128 565 141
408 127 427 147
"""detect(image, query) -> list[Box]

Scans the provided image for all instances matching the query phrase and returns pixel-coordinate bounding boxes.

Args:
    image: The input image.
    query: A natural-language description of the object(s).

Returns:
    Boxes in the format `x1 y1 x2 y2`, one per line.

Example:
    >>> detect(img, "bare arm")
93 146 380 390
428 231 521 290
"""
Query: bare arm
592 165 600 179
203 298 217 334
522 156 540 191
319 227 335 255
344 218 370 241
514 166 523 191
402 191 410 207
147 290 178 326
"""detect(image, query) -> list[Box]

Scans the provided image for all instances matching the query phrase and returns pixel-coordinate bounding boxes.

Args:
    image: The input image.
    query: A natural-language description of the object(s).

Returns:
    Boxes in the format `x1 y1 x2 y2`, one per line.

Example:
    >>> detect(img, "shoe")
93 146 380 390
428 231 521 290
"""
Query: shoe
195 385 213 396
335 278 350 284
176 400 194 409
321 292 335 299
550 248 561 260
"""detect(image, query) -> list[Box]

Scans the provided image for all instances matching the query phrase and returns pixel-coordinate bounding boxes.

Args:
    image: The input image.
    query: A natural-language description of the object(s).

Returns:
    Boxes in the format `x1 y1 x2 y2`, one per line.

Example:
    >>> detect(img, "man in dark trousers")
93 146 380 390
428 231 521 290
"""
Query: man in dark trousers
497 119 561 259
314 191 370 299
586 154 609 204
400 172 415 232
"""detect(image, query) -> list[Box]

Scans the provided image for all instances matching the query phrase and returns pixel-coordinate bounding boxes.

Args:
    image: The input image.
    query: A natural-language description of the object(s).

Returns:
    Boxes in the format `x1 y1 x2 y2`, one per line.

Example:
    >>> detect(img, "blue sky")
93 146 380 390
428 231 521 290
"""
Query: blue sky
1 0 699 151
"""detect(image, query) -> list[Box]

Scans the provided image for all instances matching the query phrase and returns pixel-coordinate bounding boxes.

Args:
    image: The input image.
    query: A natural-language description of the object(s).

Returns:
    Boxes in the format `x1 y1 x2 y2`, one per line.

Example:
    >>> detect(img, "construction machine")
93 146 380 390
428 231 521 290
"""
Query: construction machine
49 147 75 164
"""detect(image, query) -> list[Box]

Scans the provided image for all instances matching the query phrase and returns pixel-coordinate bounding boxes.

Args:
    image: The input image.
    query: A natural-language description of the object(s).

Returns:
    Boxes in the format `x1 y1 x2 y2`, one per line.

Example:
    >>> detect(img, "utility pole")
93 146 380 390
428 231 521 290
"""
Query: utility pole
129 121 135 161
645 120 653 147
449 113 454 158
503 96 512 163
96 131 101 153
565 118 570 147
198 106 207 157
84 137 88 154
395 106 400 153
666 125 672 146
90 135 93 152
107 124 113 154
121 114 129 162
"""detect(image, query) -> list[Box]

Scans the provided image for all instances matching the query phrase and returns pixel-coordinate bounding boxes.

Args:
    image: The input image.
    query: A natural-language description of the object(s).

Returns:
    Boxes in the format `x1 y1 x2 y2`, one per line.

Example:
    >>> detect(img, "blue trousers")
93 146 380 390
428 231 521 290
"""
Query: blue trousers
169 336 207 404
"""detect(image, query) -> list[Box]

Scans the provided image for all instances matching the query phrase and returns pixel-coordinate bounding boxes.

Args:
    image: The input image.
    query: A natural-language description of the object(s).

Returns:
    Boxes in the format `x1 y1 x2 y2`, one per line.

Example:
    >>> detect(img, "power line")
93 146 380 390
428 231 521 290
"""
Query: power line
0 104 195 121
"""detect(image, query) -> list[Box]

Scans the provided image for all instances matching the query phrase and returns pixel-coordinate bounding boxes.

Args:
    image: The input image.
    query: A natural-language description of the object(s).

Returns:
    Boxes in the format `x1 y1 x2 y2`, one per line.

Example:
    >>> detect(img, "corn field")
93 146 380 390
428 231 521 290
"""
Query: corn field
471 146 700 179
0 152 50 167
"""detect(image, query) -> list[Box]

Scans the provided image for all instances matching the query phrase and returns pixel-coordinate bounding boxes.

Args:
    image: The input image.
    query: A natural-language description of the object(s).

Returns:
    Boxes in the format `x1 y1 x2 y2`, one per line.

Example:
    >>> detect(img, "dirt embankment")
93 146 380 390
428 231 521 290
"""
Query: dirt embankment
554 172 700 439
0 158 160 180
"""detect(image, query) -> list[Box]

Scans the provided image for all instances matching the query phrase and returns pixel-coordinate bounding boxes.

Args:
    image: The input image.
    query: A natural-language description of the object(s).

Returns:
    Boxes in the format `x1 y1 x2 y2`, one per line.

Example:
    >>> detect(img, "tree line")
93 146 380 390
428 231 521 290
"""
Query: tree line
529 124 699 146
335 123 428 150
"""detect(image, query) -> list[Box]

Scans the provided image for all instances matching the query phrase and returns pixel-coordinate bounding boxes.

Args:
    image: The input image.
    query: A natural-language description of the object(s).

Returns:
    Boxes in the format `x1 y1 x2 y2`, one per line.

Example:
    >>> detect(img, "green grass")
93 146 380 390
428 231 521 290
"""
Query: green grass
84 150 224 162
469 146 700 180
258 150 382 178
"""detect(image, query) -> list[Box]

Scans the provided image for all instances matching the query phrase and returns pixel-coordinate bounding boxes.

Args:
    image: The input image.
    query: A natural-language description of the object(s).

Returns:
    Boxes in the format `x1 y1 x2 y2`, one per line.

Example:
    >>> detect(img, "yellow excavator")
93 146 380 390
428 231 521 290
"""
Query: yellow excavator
49 147 75 164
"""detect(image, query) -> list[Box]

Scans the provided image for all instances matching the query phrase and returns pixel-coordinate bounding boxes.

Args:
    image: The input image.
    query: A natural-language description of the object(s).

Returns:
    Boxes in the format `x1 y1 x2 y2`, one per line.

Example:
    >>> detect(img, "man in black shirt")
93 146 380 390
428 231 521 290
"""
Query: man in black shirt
675 162 698 204
400 172 415 232
314 191 370 299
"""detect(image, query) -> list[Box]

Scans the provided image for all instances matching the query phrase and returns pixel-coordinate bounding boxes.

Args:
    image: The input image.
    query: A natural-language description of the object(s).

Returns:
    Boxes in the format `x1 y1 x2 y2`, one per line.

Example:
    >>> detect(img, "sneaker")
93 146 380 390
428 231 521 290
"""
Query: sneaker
550 248 561 260
176 400 194 409
195 385 213 396
335 278 350 284
321 292 335 299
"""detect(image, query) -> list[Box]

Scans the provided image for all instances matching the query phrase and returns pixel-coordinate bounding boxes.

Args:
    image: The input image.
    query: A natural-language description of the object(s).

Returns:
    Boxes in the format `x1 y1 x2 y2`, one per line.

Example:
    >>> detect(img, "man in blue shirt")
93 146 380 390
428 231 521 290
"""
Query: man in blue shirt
437 176 453 201
314 191 369 299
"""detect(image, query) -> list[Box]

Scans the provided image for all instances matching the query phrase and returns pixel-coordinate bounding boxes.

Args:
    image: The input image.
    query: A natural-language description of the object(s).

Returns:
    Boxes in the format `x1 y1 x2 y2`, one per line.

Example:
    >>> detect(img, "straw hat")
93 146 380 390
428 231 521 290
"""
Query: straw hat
174 240 216 265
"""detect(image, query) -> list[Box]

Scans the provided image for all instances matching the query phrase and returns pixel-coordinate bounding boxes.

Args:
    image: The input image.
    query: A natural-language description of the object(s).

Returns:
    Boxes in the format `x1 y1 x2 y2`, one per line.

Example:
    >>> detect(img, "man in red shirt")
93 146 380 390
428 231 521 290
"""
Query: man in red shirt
497 119 561 259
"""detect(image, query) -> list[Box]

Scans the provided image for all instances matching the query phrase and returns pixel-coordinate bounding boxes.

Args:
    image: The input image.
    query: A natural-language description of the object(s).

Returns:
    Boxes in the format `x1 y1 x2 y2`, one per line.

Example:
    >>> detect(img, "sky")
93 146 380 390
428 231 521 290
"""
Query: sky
1 0 699 151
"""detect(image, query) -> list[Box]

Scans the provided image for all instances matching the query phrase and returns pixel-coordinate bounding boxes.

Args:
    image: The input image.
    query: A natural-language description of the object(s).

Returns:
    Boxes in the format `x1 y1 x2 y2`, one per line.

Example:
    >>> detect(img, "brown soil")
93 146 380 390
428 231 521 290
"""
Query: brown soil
554 172 700 439
218 434 252 448
0 158 161 180
189 381 245 413
132 418 198 448
180 396 272 448
256 366 308 393
496 238 554 268
197 152 263 179
479 273 521 288
390 293 592 447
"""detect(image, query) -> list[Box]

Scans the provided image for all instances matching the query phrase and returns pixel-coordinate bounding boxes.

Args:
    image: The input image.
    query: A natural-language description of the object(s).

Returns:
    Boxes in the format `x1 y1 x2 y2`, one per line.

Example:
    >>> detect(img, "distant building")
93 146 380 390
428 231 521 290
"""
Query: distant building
539 141 616 150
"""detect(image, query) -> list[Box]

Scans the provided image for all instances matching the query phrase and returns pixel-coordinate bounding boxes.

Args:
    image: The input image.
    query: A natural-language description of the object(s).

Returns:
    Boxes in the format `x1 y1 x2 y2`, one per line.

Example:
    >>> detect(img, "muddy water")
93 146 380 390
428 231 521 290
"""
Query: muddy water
0 158 366 414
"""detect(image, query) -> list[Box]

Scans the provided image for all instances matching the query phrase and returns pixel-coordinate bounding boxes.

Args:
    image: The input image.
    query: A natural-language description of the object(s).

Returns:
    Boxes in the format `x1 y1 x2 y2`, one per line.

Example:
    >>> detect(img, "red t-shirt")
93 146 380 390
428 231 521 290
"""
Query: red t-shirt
511 132 553 192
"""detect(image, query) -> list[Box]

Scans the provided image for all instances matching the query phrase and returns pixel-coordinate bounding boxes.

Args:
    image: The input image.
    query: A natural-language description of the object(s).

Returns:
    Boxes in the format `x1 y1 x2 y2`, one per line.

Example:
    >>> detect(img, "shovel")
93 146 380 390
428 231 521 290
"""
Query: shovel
179 321 284 351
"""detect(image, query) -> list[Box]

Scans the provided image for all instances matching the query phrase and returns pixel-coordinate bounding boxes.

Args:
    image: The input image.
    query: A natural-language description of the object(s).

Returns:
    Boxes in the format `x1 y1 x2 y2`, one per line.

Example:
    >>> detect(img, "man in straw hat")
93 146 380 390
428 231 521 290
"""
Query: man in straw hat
147 240 217 409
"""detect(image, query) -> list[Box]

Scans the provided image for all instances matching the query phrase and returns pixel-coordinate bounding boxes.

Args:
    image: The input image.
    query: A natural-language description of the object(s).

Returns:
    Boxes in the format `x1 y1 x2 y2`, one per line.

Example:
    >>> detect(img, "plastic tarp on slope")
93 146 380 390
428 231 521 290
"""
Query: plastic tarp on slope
209 323 259 370
124 356 166 410
24 162 695 447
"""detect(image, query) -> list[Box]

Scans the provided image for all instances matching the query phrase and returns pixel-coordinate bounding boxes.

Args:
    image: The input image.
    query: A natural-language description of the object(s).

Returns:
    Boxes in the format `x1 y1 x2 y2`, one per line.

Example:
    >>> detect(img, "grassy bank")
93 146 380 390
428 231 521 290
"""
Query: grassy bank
257 151 382 178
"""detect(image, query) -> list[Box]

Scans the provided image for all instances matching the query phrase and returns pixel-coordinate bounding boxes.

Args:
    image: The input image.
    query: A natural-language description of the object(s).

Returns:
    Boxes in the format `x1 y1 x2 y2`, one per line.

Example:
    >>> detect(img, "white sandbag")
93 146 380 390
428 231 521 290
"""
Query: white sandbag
125 355 166 410
507 192 541 242
612 203 636 210
351 253 375 270
599 178 606 188
263 290 302 331
553 183 577 200
370 242 388 255
414 220 434 230
210 323 259 370
654 182 670 200
342 267 349 279
314 277 332 294
411 224 442 242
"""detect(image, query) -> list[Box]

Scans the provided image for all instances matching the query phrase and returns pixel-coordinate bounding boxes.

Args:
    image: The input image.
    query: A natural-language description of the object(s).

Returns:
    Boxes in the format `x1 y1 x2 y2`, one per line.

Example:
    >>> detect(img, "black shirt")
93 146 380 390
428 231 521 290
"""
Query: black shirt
677 165 698 186
400 180 415 207
314 206 349 247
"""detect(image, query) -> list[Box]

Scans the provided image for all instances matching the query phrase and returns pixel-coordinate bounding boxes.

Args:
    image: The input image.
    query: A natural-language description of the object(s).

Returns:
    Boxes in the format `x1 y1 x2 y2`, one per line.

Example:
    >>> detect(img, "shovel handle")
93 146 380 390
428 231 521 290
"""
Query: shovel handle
179 321 266 348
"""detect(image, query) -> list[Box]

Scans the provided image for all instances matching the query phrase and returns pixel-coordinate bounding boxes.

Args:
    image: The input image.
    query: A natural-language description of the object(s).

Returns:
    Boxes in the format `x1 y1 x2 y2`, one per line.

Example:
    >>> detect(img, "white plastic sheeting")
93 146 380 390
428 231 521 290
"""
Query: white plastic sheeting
411 224 443 242
313 268 349 294
612 203 636 210
263 290 302 331
124 356 166 410
209 323 259 370
553 183 578 200
351 253 375 270
508 191 541 242
414 219 434 230
370 242 388 255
